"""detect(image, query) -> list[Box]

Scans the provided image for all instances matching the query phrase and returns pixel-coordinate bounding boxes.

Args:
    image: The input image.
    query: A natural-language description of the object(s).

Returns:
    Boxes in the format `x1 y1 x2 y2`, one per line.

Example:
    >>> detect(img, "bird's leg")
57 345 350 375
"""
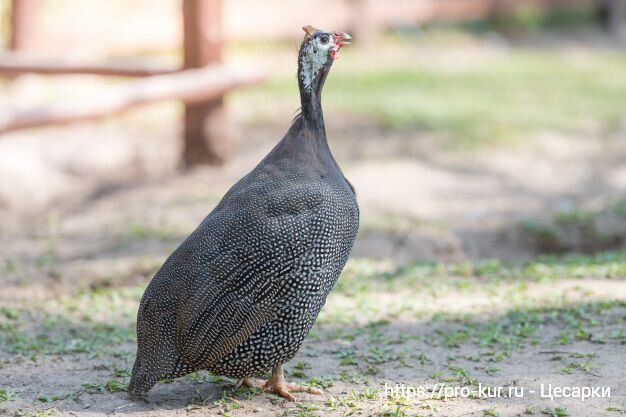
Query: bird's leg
235 377 264 389
262 364 324 402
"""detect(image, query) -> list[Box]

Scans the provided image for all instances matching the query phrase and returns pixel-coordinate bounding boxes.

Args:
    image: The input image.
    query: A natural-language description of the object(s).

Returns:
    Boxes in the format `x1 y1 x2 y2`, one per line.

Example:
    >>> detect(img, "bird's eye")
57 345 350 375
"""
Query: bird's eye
320 35 329 45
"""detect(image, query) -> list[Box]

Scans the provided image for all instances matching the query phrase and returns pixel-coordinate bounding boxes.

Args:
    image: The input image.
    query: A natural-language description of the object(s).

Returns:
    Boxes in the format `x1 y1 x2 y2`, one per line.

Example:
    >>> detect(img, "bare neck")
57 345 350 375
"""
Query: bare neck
298 59 331 138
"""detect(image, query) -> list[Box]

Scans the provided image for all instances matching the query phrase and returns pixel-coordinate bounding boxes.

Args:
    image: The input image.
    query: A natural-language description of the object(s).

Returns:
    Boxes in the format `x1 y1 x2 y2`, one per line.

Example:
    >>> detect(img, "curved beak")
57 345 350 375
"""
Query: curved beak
333 32 352 47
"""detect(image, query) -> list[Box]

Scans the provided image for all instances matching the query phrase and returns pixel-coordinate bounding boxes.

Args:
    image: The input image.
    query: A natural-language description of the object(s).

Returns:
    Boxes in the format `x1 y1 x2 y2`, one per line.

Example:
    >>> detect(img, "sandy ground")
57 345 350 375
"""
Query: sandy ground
0 115 625 417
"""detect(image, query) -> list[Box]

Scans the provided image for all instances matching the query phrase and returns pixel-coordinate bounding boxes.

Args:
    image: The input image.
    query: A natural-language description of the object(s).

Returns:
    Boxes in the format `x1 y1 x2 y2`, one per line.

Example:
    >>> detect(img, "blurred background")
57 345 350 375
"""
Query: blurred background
1 0 625 264
1 2 626 416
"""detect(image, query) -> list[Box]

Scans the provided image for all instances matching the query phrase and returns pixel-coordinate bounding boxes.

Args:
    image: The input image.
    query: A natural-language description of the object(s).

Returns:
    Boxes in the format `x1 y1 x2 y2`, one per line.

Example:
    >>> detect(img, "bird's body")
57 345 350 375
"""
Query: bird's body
129 26 357 400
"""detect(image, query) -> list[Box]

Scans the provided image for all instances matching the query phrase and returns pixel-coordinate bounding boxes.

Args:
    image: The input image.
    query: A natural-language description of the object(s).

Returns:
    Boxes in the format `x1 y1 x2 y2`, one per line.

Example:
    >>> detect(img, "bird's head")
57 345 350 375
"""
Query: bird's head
298 25 352 94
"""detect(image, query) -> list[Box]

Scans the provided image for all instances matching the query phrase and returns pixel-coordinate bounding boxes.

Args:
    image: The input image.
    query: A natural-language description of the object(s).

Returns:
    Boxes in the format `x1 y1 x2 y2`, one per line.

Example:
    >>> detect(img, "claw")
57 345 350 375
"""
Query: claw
235 365 324 401
262 364 324 402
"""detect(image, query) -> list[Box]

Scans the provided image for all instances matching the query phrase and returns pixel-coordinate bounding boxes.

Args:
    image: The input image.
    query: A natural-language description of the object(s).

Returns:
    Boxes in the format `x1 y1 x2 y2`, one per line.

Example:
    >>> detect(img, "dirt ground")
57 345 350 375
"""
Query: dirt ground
1 115 625 416
1 37 626 417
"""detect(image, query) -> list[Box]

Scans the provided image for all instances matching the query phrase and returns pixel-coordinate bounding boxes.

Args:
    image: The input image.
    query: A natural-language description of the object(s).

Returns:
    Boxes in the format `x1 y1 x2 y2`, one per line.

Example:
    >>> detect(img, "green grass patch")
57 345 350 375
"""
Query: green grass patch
337 251 626 297
438 300 623 350
541 406 569 417
0 286 142 357
233 49 626 148
0 388 18 402
487 4 597 32
606 402 626 413
523 199 626 253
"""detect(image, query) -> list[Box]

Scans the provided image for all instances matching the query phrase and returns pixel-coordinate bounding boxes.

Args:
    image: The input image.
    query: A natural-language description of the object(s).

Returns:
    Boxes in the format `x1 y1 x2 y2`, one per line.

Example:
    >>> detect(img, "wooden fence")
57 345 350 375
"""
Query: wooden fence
0 0 264 167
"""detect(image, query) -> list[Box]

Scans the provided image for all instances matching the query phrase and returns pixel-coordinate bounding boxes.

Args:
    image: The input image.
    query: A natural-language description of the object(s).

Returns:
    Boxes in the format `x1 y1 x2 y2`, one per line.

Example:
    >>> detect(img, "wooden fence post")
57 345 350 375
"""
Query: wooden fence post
597 0 625 39
9 0 38 51
182 0 231 167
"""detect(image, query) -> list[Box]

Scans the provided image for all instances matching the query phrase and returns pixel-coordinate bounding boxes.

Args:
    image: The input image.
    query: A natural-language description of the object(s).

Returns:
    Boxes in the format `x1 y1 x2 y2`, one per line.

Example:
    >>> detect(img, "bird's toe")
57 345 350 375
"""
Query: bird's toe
262 379 323 401
264 380 297 402
288 384 324 396
235 377 264 389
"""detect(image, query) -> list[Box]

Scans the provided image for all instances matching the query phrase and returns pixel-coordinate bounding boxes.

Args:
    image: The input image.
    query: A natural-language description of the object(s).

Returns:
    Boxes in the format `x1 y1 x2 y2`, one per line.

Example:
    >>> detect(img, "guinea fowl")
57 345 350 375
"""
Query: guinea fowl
128 25 359 401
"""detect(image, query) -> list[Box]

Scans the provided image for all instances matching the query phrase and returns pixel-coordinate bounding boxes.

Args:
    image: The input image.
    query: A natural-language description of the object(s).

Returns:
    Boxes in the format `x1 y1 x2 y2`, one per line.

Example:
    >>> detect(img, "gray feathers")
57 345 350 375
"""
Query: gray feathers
128 32 358 397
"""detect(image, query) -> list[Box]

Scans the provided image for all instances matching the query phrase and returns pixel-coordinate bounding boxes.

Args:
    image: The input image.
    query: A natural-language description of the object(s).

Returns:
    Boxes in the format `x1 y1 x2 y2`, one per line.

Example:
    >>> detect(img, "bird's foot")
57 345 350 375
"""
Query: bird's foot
235 376 322 401
247 364 323 402
265 381 323 402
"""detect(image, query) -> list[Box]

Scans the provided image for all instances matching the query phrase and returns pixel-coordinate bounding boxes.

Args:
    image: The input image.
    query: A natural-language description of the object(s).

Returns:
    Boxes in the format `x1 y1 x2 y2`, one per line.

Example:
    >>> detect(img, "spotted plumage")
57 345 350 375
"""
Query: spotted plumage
128 26 358 399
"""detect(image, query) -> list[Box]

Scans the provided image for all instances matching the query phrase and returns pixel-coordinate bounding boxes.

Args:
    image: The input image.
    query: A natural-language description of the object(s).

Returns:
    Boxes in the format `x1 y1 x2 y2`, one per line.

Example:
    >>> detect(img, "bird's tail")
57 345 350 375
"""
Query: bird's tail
128 356 158 397
128 354 196 397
